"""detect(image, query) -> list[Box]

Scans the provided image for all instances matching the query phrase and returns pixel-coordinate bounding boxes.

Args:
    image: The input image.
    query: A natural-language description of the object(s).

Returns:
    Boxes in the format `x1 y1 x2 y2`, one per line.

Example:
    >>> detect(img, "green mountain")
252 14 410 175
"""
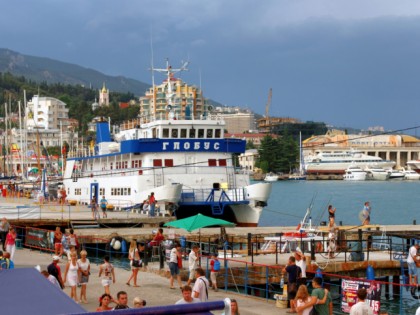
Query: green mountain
0 48 150 95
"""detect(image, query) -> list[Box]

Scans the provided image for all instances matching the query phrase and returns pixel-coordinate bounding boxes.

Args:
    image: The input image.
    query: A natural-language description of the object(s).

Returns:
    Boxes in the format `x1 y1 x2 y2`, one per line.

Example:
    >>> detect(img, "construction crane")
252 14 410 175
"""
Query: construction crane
265 88 272 119
264 88 272 132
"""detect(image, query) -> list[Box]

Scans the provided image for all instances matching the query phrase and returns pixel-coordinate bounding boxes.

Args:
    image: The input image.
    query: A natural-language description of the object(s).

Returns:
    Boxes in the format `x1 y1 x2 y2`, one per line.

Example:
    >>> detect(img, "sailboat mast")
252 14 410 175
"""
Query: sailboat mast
3 102 7 177
18 100 23 179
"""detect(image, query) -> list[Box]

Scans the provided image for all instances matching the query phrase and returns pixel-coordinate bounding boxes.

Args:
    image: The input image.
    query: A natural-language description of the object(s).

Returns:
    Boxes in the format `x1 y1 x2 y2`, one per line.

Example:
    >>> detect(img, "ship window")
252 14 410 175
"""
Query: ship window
110 162 113 170
153 159 162 167
207 129 213 138
165 159 174 167
162 128 169 138
180 129 187 138
198 129 204 138
75 188 81 195
189 129 196 138
219 159 227 166
172 129 178 138
208 159 217 166
99 188 105 195
215 129 221 138
132 160 142 168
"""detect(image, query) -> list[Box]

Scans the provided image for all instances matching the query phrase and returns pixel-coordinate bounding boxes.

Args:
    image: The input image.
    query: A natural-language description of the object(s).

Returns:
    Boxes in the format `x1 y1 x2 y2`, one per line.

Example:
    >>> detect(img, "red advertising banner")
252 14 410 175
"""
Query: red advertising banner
341 279 381 314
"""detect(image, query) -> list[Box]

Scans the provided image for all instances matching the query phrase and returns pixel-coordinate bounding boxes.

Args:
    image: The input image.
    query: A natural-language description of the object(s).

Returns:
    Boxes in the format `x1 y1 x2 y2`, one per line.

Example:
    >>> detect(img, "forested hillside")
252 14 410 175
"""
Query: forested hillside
0 72 140 134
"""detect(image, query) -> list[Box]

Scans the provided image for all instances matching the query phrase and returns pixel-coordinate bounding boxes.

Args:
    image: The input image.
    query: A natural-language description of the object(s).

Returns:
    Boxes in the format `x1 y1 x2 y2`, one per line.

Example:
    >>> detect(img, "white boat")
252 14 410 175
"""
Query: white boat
365 167 390 181
304 150 395 174
264 173 278 182
63 61 272 227
402 168 420 180
343 166 367 181
388 169 405 180
406 160 420 174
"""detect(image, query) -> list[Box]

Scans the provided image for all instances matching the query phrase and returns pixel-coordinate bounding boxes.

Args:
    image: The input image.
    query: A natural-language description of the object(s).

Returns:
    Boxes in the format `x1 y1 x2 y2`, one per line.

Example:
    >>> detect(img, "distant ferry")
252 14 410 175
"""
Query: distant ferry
63 61 272 227
304 150 395 174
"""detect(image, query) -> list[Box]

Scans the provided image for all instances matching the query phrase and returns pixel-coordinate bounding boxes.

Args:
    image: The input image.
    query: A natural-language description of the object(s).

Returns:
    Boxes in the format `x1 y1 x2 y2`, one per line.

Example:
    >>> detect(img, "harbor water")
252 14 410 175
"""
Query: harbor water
259 180 420 227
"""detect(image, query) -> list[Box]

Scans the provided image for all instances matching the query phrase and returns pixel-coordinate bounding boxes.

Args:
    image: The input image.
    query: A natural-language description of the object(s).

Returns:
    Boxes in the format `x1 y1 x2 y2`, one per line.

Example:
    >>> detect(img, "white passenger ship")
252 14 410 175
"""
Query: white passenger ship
304 150 395 174
63 62 272 227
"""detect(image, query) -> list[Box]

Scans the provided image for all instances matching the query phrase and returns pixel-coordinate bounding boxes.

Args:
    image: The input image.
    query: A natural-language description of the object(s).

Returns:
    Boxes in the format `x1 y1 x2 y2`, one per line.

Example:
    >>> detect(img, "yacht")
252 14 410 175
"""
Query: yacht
343 166 367 181
365 167 390 181
264 173 278 182
406 160 420 174
388 169 405 180
305 150 395 174
402 168 420 180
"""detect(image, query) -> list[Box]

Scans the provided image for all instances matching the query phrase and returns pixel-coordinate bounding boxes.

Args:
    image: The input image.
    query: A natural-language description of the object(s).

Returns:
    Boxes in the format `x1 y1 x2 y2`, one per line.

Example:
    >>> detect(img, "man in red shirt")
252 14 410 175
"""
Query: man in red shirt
150 228 164 246
148 192 156 217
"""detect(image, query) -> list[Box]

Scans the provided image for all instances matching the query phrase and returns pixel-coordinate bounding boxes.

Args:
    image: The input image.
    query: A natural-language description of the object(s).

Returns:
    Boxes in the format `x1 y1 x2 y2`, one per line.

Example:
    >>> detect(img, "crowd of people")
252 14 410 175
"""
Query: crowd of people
2 205 417 314
40 227 242 312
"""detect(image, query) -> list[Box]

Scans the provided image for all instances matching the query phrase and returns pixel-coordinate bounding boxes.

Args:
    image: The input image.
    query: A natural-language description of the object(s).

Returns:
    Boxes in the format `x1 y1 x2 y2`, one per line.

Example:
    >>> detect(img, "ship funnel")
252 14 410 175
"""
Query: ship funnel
96 121 111 144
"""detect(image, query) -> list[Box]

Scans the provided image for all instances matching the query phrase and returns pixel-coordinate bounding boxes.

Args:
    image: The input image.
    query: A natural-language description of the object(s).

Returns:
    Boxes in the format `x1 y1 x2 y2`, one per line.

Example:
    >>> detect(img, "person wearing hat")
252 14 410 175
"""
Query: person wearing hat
47 255 64 289
294 249 307 287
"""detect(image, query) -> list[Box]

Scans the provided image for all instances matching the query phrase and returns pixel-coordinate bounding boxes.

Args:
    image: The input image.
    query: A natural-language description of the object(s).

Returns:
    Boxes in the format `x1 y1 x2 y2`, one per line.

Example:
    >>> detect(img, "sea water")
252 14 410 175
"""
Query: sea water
259 180 420 314
259 180 420 228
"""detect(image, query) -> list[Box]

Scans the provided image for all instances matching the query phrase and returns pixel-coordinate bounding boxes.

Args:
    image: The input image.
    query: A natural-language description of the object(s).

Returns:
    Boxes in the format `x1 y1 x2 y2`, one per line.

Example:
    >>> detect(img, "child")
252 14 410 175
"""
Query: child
210 253 220 291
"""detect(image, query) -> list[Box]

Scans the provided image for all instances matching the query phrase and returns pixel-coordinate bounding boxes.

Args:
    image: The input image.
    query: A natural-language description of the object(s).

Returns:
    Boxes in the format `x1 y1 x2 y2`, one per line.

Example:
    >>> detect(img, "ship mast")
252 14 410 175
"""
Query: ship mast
152 59 189 119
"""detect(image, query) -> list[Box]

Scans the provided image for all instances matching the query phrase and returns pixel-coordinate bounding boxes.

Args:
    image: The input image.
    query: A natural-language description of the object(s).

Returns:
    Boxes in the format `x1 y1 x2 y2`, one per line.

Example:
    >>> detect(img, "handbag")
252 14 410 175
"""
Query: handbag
177 256 182 268
132 259 142 268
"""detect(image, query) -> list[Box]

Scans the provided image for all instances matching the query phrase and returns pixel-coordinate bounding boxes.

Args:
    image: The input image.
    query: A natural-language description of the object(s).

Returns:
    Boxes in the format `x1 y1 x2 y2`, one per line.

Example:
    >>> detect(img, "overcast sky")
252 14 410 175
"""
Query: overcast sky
3 0 420 131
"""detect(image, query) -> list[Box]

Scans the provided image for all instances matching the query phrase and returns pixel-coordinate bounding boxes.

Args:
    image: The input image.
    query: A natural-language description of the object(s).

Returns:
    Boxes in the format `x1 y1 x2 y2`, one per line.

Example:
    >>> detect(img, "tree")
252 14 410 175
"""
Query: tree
246 141 256 149
255 134 299 174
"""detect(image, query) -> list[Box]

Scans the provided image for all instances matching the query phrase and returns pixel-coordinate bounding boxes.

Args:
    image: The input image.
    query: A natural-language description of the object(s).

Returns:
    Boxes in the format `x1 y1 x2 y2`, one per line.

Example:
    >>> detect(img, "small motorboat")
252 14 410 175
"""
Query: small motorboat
388 169 405 180
343 166 367 181
264 173 278 182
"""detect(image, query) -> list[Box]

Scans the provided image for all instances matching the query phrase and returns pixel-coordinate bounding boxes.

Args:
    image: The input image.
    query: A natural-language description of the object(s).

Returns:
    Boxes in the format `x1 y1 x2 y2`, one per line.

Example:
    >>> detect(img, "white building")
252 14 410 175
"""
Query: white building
26 95 69 130
238 149 258 172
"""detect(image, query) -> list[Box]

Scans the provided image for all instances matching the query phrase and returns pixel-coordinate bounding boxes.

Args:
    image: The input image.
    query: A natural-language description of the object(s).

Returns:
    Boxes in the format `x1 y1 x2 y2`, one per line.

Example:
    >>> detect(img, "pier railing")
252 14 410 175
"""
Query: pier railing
9 226 418 314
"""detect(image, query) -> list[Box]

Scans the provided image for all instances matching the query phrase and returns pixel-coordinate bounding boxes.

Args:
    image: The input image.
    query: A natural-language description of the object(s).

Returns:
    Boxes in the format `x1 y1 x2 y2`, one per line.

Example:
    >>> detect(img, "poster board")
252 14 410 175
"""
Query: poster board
341 279 381 314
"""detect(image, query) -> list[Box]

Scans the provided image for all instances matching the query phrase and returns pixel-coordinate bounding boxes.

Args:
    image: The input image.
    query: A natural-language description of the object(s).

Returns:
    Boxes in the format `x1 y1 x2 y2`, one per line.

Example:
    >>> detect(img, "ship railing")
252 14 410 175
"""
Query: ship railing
118 113 223 130
180 188 247 203
8 226 415 314
74 165 236 179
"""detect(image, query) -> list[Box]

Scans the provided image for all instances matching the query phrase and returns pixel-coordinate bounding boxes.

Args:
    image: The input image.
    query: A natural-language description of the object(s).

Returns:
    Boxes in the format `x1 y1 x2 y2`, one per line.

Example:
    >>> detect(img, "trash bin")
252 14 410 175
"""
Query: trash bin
15 239 23 249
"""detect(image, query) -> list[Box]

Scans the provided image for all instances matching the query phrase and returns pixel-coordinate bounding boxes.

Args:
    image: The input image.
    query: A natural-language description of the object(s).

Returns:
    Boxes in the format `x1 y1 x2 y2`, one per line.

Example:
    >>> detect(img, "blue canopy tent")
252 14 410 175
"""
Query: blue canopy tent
0 268 85 315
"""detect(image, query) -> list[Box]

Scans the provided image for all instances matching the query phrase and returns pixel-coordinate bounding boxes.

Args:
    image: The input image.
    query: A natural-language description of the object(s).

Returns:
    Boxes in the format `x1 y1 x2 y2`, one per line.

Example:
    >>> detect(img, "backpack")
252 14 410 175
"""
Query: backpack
0 258 9 269
213 259 220 271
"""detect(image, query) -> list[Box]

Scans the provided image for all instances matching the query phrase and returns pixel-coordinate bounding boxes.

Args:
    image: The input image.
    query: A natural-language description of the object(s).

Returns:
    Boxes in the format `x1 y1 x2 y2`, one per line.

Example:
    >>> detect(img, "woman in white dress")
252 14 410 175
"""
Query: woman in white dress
77 250 90 304
64 252 79 303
